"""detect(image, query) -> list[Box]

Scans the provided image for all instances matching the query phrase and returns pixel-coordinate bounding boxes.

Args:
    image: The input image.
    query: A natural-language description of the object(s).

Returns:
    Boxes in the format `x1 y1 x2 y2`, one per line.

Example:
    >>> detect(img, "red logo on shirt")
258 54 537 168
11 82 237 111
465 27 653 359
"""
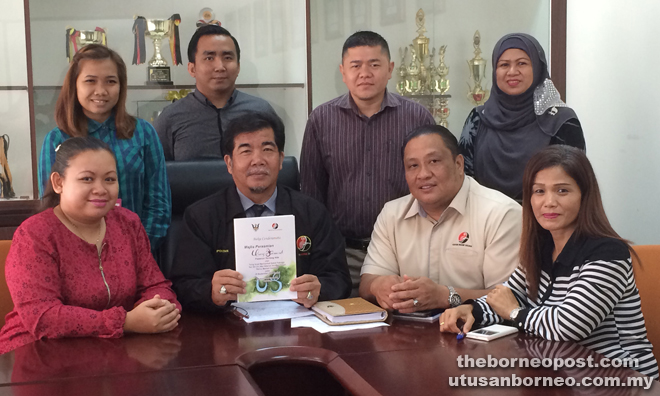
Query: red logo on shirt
297 236 311 252
272 223 278 229
458 232 469 244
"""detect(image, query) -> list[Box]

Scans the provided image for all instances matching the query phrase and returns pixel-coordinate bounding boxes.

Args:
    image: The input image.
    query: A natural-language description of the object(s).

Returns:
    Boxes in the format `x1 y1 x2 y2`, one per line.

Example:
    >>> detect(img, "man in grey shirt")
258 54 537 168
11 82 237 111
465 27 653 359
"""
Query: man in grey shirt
155 25 277 160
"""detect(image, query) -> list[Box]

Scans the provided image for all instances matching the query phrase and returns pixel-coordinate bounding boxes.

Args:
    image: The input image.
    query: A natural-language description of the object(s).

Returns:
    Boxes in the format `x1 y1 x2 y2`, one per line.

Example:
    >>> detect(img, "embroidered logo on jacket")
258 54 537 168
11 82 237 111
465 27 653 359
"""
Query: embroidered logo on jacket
296 236 311 252
252 223 259 231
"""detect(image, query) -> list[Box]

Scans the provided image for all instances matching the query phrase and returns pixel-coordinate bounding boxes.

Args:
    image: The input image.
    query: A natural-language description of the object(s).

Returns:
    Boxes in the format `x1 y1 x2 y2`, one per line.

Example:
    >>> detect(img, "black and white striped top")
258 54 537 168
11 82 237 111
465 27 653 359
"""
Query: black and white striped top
472 234 659 378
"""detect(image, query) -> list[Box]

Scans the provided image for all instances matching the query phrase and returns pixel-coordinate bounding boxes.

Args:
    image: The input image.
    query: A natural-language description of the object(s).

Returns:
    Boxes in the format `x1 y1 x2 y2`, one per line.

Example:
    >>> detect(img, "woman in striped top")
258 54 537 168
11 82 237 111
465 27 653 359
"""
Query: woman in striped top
440 145 658 378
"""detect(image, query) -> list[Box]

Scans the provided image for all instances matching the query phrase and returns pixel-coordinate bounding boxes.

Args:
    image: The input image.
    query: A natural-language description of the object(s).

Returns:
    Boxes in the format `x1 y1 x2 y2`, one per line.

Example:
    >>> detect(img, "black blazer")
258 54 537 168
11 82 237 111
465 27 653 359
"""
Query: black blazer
169 184 351 313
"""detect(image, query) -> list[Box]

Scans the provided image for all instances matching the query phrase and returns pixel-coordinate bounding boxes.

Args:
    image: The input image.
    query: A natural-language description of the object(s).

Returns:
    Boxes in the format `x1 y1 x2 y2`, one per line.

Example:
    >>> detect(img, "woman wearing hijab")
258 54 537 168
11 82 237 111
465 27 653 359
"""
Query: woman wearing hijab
459 33 585 202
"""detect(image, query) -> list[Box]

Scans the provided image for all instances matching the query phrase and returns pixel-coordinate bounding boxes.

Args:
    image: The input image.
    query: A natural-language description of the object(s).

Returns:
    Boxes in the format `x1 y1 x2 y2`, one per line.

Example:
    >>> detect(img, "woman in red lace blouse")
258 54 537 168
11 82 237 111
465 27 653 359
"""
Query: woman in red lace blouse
0 137 180 354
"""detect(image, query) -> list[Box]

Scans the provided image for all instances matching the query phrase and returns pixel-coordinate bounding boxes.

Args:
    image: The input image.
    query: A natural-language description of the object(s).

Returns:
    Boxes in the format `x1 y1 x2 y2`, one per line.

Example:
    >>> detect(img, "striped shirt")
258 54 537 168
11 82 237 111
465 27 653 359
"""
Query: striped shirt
300 91 435 238
472 234 659 378
38 116 171 250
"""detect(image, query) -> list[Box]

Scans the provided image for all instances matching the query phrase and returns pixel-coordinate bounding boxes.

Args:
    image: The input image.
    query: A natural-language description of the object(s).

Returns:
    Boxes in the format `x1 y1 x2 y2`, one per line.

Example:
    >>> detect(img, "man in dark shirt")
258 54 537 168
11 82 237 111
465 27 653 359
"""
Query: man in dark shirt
169 112 351 313
300 31 435 295
155 25 277 160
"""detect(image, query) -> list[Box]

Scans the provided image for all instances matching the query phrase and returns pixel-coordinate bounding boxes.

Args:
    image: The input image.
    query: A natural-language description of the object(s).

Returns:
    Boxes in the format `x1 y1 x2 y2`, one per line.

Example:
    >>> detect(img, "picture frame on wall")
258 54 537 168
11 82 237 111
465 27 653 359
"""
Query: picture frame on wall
253 0 268 57
271 0 285 53
324 0 344 40
380 0 405 26
350 0 371 32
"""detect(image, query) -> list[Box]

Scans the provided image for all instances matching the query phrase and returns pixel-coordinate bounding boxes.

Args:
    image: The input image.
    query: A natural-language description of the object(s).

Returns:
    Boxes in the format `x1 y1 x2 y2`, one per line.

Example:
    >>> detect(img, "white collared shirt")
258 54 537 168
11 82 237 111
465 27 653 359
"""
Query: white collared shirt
361 176 522 290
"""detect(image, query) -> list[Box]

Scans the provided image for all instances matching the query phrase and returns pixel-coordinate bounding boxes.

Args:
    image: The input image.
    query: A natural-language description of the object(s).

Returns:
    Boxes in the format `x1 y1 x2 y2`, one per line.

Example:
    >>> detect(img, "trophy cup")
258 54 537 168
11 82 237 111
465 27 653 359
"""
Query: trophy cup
132 14 183 85
396 8 451 126
467 31 490 106
65 27 107 62
407 45 422 94
412 9 430 93
432 46 450 127
396 47 408 95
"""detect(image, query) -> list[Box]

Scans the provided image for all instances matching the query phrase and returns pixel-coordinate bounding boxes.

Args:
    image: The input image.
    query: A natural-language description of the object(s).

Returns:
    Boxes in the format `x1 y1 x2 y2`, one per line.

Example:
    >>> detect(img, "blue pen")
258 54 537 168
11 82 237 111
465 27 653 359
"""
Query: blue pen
456 323 465 340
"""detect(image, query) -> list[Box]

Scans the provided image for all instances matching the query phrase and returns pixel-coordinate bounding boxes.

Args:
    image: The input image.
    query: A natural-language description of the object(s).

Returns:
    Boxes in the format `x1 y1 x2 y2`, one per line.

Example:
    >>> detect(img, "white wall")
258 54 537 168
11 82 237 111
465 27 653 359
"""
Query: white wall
566 1 660 245
310 0 550 135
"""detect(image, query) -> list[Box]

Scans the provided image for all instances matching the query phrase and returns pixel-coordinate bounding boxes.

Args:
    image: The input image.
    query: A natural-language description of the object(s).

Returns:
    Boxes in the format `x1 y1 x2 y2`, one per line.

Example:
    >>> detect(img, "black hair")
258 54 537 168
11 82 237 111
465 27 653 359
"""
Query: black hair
401 124 459 159
188 24 241 64
341 31 391 60
223 112 285 156
41 137 116 210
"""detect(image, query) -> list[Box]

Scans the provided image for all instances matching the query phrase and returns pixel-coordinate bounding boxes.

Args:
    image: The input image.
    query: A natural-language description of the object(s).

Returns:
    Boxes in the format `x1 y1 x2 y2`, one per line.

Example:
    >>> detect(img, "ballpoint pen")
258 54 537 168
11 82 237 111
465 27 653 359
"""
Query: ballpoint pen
456 320 465 340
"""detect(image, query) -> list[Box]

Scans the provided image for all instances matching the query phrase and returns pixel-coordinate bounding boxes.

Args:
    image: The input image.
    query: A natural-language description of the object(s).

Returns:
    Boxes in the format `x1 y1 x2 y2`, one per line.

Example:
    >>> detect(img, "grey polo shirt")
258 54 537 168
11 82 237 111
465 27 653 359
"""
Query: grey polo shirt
154 89 277 160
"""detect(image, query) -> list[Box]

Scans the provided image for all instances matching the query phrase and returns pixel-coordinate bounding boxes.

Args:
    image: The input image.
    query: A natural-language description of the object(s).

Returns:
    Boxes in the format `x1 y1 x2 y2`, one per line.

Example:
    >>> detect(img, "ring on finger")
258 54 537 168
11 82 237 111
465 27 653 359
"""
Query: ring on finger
413 298 419 307
307 291 314 300
219 285 227 294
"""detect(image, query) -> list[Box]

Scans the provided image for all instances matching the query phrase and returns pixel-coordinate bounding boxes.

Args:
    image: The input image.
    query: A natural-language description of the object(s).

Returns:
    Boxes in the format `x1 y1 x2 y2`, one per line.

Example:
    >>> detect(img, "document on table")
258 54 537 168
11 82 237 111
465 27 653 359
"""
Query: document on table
234 215 297 302
291 315 390 333
231 301 315 323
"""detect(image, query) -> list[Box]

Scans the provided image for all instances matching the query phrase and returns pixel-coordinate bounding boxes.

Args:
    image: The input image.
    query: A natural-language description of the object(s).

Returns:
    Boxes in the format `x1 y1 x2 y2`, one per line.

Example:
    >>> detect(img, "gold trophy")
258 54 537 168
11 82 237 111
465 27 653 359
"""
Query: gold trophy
396 9 451 126
412 9 430 93
396 47 408 95
133 15 183 85
467 31 490 106
433 46 450 127
407 45 422 94
65 27 107 62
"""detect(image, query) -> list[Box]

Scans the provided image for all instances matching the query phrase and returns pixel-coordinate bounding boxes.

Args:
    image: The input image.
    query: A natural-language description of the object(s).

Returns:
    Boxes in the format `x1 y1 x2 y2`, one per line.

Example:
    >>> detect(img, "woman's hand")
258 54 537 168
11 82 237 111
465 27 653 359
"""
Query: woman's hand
486 285 519 319
124 294 180 334
439 305 474 334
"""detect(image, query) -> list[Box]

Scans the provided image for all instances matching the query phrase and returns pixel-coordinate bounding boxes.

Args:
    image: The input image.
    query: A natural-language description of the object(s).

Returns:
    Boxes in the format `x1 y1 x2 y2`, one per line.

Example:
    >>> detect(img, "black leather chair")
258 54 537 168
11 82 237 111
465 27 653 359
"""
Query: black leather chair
158 157 300 278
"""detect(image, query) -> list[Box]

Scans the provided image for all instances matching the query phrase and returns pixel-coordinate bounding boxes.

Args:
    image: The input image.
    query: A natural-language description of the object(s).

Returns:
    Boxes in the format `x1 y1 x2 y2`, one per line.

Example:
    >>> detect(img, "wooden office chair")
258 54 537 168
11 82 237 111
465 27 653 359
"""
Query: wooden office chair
0 240 13 328
632 245 660 363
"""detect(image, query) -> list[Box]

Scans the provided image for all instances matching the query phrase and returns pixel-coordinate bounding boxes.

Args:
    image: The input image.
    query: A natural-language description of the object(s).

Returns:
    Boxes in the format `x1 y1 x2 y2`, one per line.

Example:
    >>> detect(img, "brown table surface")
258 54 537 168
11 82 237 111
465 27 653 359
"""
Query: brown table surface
0 313 657 395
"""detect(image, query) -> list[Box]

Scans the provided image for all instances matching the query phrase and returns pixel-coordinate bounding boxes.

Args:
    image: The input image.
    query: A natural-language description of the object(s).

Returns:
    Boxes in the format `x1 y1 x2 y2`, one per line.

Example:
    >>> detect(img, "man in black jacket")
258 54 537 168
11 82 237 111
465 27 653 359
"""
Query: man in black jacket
169 112 351 313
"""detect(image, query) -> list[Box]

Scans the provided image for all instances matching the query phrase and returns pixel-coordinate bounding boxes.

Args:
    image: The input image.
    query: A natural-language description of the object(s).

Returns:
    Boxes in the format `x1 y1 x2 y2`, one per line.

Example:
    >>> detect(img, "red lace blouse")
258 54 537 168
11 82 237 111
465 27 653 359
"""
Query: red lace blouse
0 207 180 354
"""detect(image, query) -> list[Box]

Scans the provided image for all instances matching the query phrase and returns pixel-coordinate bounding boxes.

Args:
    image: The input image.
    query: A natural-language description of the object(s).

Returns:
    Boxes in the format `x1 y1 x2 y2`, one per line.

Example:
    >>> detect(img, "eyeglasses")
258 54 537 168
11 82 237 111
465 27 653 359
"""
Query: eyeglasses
230 305 249 320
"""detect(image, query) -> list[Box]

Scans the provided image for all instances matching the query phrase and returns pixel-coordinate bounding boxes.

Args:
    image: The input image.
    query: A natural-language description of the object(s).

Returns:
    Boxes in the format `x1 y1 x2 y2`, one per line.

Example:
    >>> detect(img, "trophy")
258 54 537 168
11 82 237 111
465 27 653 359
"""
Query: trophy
433 46 450 128
132 14 183 85
467 31 490 106
197 7 221 28
396 47 408 95
407 45 422 94
396 9 451 126
65 27 107 62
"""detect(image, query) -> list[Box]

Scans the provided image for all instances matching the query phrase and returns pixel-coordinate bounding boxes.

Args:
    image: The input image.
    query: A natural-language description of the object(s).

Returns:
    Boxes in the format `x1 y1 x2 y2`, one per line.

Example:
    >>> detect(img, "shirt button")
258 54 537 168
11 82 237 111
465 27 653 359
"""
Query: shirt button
518 323 523 327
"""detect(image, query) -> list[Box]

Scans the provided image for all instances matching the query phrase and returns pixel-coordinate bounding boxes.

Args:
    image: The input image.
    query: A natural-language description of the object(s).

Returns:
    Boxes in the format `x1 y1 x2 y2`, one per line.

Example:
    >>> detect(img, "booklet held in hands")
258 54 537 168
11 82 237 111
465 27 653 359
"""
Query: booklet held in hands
234 215 297 302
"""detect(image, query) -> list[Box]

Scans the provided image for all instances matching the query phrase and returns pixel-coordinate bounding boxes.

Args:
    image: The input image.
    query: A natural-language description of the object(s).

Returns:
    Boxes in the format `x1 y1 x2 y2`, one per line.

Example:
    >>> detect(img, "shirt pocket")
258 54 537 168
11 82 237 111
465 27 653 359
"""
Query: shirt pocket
444 247 483 288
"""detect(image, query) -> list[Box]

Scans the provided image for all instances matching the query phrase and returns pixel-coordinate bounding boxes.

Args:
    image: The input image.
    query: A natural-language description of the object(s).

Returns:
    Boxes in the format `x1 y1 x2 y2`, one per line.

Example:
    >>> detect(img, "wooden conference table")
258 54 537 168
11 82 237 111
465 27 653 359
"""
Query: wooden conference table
0 313 656 396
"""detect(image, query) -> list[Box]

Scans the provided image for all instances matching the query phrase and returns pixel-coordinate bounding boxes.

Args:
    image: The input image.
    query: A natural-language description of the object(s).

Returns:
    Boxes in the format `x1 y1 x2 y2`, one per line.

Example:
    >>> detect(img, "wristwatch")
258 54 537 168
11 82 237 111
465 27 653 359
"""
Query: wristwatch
447 286 462 307
509 307 522 321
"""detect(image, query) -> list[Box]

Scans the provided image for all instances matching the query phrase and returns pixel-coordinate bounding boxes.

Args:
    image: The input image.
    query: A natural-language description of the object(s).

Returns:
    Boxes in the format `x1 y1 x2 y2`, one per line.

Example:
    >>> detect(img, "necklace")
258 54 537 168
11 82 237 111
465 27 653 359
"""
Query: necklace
58 207 103 247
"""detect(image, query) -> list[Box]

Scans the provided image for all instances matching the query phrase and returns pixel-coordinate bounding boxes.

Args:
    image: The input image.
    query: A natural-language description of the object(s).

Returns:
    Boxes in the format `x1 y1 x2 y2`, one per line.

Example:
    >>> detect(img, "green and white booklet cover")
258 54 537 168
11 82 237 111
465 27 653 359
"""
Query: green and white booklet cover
234 215 297 302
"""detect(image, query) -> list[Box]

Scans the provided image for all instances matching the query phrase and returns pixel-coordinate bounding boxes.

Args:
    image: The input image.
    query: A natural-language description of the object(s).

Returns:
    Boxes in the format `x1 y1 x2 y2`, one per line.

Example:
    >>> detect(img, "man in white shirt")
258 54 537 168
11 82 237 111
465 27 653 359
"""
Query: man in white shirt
359 125 522 313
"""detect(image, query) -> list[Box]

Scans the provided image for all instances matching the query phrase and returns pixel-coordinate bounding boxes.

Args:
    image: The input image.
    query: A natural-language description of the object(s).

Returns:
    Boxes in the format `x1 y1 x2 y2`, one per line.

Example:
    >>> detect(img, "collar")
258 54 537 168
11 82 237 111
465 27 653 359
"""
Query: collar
403 176 469 220
192 88 238 109
337 89 400 116
236 187 277 214
87 114 115 133
546 231 583 268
